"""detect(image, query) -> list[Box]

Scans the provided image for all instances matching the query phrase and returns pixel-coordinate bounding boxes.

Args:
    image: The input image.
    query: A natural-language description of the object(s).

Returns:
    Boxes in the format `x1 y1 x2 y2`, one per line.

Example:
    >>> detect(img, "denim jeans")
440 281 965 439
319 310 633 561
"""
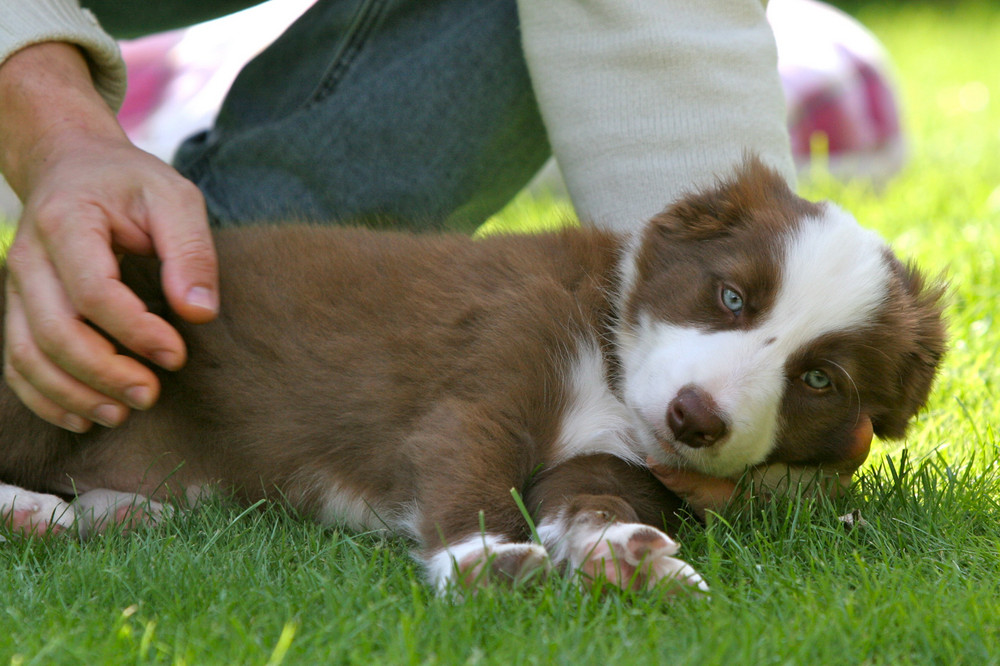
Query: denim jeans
85 0 551 230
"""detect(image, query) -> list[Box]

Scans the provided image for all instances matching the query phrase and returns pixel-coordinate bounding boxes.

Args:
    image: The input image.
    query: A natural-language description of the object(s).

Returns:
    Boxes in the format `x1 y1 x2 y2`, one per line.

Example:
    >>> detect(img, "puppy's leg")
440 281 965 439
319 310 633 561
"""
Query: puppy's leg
538 496 707 594
0 482 76 537
72 489 172 540
418 478 553 593
405 403 552 592
527 455 708 594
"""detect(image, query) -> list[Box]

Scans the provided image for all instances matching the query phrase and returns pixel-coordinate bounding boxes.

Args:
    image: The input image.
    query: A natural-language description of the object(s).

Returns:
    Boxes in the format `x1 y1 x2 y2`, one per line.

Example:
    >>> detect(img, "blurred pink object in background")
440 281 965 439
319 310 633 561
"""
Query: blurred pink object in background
769 0 905 182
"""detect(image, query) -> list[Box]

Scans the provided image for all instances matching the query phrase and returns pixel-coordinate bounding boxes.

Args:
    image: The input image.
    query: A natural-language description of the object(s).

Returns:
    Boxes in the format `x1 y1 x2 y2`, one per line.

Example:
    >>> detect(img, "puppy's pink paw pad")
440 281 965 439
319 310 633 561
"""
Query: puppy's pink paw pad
574 523 708 595
0 491 75 538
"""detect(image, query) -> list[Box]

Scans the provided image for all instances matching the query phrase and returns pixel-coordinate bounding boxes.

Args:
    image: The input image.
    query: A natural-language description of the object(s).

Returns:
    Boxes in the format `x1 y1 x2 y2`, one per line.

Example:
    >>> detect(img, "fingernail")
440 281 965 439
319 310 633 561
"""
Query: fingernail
93 403 124 428
151 350 182 370
62 413 91 433
186 286 218 313
125 385 154 410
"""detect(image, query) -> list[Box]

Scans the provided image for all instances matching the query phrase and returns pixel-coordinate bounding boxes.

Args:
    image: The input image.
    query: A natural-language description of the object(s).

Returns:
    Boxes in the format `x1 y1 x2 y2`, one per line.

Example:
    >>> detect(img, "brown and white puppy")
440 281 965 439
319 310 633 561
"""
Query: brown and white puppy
0 160 945 594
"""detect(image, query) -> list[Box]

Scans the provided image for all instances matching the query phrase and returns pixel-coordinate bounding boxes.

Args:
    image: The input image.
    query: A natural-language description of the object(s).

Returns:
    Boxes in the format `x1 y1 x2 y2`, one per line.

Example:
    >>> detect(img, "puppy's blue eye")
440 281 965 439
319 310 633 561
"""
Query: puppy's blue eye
801 369 832 390
721 287 743 314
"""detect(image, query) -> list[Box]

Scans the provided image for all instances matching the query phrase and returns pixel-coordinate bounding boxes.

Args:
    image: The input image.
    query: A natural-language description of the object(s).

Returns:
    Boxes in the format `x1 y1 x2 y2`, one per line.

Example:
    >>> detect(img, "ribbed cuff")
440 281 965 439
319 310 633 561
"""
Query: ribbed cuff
0 0 126 111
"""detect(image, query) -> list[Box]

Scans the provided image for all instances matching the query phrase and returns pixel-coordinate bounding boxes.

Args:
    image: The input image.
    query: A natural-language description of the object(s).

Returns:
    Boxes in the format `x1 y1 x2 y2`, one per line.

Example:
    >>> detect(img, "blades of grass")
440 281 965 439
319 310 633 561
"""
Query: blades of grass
509 487 541 545
265 621 298 666
197 498 268 555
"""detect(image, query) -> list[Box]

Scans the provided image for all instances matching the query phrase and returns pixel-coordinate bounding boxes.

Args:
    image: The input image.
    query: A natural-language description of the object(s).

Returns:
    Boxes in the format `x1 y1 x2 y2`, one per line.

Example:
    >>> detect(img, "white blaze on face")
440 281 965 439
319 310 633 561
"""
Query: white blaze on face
619 204 893 478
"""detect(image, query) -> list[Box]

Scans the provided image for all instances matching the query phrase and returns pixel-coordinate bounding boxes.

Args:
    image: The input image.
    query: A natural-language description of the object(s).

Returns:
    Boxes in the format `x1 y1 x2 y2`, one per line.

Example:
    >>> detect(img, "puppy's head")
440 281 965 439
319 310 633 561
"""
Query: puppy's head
617 158 946 480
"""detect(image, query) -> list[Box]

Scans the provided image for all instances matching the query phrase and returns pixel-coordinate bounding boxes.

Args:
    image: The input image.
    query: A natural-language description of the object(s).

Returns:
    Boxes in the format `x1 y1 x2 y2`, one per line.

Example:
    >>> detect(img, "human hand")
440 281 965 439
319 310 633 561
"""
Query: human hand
649 461 854 520
647 463 740 520
648 416 871 519
0 43 219 431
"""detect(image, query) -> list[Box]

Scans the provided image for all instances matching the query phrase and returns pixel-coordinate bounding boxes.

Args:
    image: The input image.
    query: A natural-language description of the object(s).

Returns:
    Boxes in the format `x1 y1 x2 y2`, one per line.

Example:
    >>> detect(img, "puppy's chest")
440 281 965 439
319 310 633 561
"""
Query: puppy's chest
549 341 649 467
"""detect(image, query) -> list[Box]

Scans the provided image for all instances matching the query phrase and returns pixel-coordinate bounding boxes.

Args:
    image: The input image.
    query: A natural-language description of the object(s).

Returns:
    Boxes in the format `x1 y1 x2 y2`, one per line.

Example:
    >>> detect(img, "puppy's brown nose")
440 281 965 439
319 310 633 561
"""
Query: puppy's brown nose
667 386 728 448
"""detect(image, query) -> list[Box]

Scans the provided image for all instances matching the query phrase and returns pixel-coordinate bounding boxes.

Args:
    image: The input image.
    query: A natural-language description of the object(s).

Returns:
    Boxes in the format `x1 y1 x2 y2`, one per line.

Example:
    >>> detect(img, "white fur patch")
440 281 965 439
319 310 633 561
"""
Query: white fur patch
551 341 650 466
393 501 423 541
618 205 891 477
284 466 393 532
536 511 572 564
315 479 381 531
424 534 549 591
614 228 646 315
771 205 890 341
184 483 217 507
0 483 76 535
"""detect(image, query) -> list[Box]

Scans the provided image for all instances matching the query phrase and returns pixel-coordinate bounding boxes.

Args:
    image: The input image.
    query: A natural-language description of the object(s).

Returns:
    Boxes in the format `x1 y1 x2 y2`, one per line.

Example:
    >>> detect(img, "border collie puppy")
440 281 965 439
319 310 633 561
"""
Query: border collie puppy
0 159 944 594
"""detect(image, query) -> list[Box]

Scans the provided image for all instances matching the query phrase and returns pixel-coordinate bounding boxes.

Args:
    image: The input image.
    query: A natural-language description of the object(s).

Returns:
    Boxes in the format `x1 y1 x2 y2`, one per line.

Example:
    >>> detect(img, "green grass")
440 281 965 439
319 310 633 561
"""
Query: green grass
4 4 1000 664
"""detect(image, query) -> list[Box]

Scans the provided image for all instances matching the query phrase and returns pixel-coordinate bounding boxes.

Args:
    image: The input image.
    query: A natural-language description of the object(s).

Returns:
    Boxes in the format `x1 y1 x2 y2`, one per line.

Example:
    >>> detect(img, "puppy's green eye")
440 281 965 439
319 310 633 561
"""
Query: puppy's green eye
801 369 832 390
721 287 743 314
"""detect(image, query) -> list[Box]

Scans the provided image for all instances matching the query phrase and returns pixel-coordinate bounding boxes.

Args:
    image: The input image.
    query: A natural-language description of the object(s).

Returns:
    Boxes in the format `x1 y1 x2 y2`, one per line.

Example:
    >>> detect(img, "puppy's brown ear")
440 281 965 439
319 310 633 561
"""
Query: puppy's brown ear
870 256 948 439
650 156 799 240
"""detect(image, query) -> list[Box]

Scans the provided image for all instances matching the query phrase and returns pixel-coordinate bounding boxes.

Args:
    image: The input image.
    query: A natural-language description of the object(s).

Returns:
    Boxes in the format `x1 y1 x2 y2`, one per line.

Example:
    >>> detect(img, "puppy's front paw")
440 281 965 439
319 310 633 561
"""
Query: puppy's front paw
551 510 708 594
578 522 707 594
0 484 76 537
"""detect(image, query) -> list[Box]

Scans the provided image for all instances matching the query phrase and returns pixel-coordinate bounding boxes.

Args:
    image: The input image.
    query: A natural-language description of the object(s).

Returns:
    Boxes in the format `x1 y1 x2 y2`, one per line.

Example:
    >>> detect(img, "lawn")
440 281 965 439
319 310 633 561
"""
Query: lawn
3 3 1000 664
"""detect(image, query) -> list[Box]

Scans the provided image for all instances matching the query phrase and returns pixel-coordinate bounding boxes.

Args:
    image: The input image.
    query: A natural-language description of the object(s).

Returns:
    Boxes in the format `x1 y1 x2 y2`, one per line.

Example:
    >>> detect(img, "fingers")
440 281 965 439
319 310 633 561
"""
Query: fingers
147 179 219 324
4 197 175 428
3 351 92 433
37 208 188 370
4 252 162 429
846 414 873 469
650 459 860 522
647 460 739 519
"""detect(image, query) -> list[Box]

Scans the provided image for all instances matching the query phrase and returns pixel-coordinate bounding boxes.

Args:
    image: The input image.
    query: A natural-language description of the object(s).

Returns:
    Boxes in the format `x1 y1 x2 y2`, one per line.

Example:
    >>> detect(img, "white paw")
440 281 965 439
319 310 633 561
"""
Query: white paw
425 534 551 592
0 483 76 537
560 517 708 594
72 489 173 539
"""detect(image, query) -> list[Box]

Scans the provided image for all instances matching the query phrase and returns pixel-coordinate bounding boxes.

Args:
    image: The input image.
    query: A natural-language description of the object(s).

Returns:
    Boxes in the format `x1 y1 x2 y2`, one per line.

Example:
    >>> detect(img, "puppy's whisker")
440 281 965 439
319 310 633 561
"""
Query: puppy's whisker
824 359 862 422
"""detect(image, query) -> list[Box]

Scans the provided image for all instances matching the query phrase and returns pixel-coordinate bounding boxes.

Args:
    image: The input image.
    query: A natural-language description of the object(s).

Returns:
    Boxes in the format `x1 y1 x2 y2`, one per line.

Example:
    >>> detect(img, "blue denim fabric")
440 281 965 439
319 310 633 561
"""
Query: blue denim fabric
87 0 551 230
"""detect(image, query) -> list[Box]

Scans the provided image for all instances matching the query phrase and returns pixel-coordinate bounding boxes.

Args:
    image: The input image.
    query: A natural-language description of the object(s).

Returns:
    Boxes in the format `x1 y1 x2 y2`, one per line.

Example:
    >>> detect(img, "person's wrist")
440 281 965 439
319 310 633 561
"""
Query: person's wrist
0 42 126 196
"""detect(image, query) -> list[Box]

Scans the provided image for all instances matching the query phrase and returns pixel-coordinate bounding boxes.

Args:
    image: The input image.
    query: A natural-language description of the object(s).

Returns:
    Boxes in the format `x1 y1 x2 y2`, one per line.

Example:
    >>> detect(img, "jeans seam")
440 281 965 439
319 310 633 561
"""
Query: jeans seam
305 0 389 109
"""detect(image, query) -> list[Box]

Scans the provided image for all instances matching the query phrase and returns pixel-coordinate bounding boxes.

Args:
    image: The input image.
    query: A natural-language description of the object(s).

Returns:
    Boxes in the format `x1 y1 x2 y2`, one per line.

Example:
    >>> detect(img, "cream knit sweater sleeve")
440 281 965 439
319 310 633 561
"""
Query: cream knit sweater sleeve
517 0 796 232
0 0 125 111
